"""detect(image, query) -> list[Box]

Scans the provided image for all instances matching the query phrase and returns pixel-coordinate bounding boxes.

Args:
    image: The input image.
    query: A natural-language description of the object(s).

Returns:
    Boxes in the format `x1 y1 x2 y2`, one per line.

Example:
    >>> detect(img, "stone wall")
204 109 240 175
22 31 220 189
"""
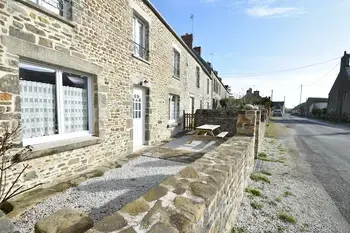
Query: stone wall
194 109 238 137
86 135 255 233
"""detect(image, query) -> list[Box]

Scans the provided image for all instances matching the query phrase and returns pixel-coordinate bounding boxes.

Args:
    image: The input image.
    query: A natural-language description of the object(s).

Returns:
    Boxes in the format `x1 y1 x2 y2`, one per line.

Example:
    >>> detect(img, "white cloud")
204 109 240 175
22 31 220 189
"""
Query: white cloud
246 6 304 17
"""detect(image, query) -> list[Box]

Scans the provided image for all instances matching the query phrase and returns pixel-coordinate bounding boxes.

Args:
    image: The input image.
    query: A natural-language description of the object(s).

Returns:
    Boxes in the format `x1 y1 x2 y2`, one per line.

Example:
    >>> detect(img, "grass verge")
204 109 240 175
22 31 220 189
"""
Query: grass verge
231 227 247 233
278 212 297 223
251 201 264 210
250 172 271 183
245 187 262 197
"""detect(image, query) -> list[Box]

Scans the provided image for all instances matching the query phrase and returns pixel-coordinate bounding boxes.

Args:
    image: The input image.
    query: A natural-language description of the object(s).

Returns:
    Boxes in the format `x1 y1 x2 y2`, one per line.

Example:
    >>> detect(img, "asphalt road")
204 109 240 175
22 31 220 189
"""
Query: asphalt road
274 115 350 225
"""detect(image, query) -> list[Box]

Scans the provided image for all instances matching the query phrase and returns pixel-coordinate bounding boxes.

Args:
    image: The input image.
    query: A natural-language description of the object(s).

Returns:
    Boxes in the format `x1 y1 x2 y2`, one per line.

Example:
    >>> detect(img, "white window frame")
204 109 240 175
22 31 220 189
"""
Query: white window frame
173 49 181 78
20 61 94 146
169 94 180 122
30 0 71 19
133 14 148 60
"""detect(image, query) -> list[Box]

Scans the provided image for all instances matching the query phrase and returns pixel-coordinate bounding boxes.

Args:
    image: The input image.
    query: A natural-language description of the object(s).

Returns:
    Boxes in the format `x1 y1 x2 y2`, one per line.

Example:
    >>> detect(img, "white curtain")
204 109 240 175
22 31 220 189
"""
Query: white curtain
63 86 88 133
20 80 56 139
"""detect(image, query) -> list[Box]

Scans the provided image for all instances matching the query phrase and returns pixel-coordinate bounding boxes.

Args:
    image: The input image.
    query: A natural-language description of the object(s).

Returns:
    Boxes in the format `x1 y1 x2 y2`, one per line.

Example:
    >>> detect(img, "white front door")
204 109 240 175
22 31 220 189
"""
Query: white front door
133 88 145 150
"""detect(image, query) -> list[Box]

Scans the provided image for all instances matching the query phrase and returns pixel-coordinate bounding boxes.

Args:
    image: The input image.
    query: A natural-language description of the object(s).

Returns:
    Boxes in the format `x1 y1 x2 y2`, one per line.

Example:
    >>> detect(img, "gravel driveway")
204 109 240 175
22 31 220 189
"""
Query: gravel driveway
14 156 186 233
234 130 350 233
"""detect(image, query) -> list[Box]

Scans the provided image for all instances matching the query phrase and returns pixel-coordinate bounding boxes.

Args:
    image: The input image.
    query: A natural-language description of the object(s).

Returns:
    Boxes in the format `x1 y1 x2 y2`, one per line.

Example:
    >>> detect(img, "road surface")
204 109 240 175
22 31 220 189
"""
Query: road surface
274 115 350 225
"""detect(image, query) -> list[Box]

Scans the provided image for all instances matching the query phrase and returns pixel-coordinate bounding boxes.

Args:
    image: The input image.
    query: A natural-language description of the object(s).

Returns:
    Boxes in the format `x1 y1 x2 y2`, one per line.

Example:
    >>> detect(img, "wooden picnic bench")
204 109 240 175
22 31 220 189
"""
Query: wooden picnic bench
187 124 228 144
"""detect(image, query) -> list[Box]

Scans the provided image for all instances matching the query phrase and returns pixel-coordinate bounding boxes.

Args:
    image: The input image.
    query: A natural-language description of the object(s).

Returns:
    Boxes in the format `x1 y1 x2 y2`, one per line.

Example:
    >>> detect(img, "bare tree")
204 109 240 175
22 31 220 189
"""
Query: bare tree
0 115 42 211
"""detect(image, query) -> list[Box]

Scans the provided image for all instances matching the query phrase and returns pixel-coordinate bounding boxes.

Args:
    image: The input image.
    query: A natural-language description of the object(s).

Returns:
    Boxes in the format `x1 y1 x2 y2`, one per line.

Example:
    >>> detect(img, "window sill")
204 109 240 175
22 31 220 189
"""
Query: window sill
173 76 180 80
15 0 76 28
20 136 101 162
132 54 150 65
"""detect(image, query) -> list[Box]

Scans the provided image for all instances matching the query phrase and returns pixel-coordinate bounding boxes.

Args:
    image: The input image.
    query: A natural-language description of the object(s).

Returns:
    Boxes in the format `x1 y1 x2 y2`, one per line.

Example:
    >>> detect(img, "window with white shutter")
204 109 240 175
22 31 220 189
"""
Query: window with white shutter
173 50 180 78
169 94 180 121
19 62 93 146
133 15 148 60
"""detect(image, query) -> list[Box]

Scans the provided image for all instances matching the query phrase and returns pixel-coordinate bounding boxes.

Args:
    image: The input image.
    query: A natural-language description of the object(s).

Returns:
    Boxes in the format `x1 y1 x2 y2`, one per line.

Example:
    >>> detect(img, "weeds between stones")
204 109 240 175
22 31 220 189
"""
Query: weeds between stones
245 187 262 197
260 170 272 176
258 152 268 158
250 172 271 183
231 226 248 233
283 191 293 197
251 201 264 210
278 212 297 223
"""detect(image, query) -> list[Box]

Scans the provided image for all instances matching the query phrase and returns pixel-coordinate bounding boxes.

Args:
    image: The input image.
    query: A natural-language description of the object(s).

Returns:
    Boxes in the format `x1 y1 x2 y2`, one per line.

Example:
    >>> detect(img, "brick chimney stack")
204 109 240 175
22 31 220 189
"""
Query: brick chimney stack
194 46 202 56
181 33 193 49
341 51 350 71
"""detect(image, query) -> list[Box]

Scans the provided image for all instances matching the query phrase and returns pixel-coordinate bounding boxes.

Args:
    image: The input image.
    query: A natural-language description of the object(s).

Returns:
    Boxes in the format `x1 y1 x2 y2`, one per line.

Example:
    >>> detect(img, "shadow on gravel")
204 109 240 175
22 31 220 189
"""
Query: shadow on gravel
77 174 169 222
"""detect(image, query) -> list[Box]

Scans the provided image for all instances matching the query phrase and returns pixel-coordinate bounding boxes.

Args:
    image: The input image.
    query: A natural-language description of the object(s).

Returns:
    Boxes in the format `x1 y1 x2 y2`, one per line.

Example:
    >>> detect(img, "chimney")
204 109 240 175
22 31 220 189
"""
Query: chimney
247 88 252 95
181 33 193 49
207 62 212 69
341 51 350 71
193 46 202 56
254 91 260 96
214 71 218 76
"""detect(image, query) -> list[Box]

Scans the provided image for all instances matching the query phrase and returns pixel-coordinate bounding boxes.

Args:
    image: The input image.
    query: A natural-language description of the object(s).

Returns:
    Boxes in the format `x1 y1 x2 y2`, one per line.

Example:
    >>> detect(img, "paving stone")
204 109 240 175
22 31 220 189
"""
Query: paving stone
34 208 93 233
143 186 168 202
174 197 205 221
120 198 149 216
179 167 199 179
91 212 127 232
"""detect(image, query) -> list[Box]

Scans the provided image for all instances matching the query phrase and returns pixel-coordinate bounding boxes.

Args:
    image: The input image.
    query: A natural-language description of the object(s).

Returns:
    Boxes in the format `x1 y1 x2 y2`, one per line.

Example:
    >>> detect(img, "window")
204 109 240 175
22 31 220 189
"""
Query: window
173 49 180 78
169 94 180 121
207 79 210 94
30 0 72 19
133 15 148 60
345 91 348 99
19 62 93 145
196 67 200 88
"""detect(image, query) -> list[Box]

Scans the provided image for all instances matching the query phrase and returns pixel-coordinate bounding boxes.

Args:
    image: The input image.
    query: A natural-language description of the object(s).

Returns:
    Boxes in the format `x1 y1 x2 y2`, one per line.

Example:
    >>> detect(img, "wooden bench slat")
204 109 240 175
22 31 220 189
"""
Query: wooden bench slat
186 130 196 135
216 132 228 138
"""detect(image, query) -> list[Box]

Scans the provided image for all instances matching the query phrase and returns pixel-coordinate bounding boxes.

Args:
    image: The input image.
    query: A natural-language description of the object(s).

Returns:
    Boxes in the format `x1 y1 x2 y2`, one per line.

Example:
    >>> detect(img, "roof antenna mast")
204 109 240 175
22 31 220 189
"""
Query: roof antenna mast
190 14 194 35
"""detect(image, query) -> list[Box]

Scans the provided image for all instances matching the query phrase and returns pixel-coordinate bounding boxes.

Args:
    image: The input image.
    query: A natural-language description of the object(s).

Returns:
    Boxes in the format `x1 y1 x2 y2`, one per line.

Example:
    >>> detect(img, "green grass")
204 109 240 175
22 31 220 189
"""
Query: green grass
283 191 293 197
251 201 264 210
245 187 262 197
275 196 282 202
258 152 268 158
258 157 285 163
260 170 272 176
231 227 247 233
250 172 271 183
278 226 286 232
278 212 297 223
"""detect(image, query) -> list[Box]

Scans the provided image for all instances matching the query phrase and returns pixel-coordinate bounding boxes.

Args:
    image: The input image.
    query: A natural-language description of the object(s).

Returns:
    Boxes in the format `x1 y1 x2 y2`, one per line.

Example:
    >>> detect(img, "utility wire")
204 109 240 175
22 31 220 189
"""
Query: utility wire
304 62 340 87
221 56 341 78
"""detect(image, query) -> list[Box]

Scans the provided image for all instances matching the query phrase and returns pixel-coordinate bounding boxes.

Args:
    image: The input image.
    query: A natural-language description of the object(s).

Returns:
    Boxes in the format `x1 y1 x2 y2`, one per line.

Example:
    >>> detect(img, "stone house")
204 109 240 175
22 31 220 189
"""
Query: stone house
0 0 229 189
328 51 350 118
304 97 328 117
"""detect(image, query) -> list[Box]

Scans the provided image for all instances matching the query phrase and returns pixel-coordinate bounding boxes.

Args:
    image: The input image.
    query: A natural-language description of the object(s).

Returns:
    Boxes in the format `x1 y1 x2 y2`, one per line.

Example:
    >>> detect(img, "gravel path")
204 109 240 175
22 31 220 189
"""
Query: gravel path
234 135 350 233
14 156 186 233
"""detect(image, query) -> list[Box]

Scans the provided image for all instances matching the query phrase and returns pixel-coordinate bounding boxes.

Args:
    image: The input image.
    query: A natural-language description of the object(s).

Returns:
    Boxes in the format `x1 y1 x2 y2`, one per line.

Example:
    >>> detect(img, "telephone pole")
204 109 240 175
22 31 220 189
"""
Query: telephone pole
190 14 194 34
271 89 273 101
299 85 303 104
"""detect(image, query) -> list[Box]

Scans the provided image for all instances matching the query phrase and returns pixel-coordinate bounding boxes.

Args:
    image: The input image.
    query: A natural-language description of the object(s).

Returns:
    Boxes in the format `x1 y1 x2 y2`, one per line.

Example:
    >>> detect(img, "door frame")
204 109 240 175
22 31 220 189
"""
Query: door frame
132 86 146 150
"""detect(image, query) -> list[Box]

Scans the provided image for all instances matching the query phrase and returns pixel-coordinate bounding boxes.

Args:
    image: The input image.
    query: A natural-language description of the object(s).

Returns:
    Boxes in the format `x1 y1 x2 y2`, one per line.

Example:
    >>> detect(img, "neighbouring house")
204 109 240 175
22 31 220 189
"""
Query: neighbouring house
272 101 285 114
305 97 328 117
0 0 229 189
292 103 305 116
241 88 262 103
328 51 350 119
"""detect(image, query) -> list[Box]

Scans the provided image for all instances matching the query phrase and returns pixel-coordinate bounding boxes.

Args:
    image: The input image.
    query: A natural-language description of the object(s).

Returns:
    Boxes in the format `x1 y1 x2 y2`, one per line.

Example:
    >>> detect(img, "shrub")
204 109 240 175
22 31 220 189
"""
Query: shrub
278 212 297 223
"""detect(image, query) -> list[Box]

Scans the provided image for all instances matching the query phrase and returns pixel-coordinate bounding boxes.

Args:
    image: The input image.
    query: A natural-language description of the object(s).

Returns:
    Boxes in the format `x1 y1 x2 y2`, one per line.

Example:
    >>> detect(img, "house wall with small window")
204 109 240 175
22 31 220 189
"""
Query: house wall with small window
0 0 134 189
128 0 213 140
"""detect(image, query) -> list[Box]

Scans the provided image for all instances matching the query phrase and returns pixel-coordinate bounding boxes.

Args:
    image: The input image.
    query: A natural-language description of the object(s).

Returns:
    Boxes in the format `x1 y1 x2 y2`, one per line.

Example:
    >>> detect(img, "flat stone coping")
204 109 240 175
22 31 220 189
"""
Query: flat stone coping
22 136 101 161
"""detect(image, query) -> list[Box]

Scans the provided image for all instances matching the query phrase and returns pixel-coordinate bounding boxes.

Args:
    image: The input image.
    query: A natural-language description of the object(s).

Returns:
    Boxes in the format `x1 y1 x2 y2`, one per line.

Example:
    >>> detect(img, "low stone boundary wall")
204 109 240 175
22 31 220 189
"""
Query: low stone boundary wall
86 136 255 233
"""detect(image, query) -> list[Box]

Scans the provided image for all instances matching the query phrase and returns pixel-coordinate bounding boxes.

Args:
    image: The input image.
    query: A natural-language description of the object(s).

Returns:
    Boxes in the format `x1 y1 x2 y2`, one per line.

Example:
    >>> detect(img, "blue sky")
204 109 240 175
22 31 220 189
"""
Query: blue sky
151 0 350 107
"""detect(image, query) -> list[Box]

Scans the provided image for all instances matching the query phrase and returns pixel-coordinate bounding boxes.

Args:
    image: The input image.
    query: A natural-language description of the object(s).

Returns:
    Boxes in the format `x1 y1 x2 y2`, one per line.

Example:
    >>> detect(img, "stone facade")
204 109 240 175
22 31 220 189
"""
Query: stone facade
327 52 350 119
0 0 230 190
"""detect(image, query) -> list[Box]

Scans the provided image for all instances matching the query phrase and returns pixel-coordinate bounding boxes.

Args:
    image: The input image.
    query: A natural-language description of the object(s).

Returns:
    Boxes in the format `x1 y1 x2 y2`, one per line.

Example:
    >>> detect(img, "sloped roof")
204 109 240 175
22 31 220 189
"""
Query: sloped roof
272 101 285 108
306 97 328 103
